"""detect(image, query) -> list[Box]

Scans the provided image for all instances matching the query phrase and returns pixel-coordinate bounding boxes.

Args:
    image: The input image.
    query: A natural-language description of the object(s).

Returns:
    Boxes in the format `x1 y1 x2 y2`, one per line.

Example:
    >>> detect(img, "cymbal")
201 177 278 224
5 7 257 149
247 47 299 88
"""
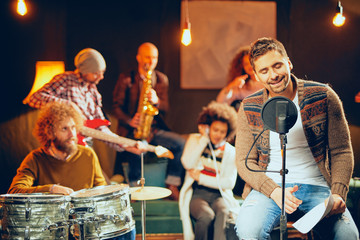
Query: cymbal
130 186 172 200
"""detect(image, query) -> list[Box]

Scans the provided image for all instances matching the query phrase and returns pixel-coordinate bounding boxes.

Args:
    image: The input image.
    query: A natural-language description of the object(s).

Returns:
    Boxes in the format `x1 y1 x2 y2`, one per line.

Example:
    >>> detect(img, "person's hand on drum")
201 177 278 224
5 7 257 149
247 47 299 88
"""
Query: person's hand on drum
50 184 74 195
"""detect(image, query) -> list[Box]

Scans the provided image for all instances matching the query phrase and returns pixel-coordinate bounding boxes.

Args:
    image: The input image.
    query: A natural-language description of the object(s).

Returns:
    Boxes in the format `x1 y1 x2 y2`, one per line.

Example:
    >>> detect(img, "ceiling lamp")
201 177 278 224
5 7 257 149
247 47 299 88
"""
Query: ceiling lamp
16 0 28 16
181 0 192 46
333 1 345 27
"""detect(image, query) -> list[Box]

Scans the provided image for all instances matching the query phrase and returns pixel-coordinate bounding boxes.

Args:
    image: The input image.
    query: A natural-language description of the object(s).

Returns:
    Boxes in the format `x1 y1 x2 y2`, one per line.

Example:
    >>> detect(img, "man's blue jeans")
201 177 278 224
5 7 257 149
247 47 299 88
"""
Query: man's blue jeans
235 183 359 239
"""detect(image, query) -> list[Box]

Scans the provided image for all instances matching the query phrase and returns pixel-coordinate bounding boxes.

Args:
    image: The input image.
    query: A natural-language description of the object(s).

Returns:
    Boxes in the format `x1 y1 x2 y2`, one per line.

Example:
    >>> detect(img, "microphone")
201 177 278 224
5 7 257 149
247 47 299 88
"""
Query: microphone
261 96 298 134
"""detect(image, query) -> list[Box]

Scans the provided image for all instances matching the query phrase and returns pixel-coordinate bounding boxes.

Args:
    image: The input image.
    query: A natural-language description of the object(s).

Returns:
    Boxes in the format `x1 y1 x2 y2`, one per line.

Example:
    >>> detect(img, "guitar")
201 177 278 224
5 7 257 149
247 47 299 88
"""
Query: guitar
78 119 174 159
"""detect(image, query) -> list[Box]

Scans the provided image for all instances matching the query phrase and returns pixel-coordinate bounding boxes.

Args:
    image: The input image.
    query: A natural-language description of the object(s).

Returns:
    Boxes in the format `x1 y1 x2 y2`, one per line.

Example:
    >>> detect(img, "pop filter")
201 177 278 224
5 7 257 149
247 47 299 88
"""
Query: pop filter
261 96 298 134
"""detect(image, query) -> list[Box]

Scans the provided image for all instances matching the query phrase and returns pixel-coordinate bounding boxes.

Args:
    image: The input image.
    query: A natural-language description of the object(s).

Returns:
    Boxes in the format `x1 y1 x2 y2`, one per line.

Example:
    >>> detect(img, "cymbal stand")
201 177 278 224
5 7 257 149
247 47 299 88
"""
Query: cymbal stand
140 152 146 240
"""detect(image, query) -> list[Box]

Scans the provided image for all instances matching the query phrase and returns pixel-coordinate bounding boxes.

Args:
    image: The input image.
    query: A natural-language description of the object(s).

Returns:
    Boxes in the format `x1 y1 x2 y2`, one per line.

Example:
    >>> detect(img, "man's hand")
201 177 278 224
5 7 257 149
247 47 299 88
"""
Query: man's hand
148 89 159 105
270 185 302 214
50 184 74 195
128 113 141 128
122 141 148 155
328 194 346 216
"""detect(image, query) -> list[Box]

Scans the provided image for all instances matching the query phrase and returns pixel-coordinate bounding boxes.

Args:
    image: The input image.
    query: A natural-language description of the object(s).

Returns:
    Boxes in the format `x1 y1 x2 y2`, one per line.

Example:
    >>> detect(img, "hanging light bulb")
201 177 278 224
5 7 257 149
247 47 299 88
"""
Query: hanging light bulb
181 21 192 46
333 1 345 27
16 0 28 16
181 0 192 46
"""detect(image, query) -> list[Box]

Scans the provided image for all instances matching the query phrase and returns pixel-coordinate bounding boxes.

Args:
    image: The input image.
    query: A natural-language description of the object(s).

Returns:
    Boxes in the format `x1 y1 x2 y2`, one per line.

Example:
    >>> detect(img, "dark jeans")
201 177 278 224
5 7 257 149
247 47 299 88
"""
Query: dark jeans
111 228 136 240
68 228 135 240
115 130 185 187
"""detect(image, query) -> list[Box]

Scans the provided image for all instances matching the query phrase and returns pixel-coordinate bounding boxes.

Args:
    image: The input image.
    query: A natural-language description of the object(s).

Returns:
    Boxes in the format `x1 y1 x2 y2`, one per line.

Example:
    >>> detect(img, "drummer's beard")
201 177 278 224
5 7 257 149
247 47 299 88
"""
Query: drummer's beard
53 136 78 155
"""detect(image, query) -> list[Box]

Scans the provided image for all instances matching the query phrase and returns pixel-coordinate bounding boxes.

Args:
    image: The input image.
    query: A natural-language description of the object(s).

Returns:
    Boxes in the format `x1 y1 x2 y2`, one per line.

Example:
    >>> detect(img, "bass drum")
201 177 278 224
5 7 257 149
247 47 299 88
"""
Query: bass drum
70 184 135 239
0 193 70 239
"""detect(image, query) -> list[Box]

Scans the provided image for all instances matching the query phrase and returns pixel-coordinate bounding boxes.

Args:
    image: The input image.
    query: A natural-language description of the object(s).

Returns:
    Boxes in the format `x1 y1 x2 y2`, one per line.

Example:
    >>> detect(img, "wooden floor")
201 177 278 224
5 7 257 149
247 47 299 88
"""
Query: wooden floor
136 233 183 240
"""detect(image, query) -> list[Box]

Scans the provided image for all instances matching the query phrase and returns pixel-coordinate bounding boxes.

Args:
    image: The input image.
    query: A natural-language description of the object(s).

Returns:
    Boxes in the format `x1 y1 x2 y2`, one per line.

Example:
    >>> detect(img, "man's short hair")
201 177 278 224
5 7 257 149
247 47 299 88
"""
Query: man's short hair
33 102 83 148
249 37 288 69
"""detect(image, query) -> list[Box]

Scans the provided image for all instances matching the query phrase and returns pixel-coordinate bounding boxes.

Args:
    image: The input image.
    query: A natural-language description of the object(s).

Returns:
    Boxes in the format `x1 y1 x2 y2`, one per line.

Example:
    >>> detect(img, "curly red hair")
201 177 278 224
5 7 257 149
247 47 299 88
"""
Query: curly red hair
33 102 84 148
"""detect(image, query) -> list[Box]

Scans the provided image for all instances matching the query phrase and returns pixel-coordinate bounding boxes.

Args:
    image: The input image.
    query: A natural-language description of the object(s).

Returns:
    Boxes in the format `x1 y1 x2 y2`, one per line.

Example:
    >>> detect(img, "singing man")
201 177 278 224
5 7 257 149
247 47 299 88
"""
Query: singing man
235 37 359 239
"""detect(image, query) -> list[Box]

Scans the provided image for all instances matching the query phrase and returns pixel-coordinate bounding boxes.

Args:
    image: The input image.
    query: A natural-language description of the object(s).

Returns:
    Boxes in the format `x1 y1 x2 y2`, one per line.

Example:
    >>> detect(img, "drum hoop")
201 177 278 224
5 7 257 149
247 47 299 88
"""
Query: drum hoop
70 184 129 199
0 193 71 203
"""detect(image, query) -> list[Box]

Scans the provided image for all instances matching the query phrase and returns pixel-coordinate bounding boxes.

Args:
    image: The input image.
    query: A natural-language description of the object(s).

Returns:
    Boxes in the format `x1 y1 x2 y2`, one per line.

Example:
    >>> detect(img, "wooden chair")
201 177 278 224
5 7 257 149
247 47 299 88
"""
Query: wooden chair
271 221 315 240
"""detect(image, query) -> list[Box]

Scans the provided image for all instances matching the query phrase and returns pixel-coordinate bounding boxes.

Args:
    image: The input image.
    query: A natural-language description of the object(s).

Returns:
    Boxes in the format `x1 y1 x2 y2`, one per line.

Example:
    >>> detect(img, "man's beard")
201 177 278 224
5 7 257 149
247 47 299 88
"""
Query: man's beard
53 137 78 155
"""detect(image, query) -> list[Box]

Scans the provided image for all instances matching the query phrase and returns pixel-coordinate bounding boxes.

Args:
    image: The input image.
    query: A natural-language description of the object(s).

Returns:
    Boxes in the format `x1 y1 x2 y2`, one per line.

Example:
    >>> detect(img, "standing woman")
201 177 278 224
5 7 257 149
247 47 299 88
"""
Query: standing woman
216 46 263 110
179 101 239 240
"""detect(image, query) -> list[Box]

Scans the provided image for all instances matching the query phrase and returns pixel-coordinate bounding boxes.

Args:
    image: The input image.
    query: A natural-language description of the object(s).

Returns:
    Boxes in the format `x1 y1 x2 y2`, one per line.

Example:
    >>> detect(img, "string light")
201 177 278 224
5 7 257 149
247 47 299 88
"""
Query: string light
333 1 345 27
181 0 192 46
16 0 28 16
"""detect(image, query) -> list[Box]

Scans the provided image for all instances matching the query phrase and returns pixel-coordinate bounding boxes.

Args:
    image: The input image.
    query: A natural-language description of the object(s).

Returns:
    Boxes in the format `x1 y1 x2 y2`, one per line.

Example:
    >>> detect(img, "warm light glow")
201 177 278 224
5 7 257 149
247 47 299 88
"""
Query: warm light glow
333 13 345 27
23 61 65 104
333 1 345 27
181 0 192 46
17 0 28 16
355 92 360 103
181 27 192 46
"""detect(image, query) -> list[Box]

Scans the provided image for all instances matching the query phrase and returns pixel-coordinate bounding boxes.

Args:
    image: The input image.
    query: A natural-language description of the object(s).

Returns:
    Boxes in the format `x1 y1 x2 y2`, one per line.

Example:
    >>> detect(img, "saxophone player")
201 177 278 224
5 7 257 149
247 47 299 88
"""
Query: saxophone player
112 42 185 201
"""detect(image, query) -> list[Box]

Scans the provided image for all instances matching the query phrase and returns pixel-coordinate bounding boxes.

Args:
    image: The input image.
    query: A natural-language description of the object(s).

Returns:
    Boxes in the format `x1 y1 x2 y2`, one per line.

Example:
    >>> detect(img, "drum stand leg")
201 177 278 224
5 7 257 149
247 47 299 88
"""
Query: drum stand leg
140 153 146 240
141 199 146 240
77 220 86 240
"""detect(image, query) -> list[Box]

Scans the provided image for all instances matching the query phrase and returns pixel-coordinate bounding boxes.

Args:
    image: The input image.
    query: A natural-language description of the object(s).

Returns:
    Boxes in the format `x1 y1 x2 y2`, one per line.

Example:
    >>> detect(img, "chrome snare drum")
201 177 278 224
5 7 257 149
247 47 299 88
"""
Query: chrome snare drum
0 193 71 239
70 184 135 239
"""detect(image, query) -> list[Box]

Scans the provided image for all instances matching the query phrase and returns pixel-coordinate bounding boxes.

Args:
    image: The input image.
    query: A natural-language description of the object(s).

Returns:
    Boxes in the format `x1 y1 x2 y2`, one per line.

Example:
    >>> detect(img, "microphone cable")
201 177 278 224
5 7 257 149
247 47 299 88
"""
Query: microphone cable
244 128 279 173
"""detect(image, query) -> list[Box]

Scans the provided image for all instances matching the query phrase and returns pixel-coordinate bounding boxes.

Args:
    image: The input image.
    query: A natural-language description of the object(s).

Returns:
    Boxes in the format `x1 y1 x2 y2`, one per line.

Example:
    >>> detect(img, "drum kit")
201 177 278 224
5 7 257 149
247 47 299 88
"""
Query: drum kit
0 153 172 239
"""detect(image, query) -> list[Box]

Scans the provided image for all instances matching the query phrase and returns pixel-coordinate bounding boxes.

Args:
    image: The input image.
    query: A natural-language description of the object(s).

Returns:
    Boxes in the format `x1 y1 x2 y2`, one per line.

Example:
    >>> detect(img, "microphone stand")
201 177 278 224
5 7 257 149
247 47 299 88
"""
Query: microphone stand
279 133 288 240
246 96 298 240
244 129 289 240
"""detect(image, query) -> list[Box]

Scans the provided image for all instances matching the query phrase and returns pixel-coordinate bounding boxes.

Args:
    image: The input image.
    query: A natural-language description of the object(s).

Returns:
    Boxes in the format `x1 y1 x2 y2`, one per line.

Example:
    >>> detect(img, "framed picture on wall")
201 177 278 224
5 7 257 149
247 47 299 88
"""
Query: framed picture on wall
180 1 277 89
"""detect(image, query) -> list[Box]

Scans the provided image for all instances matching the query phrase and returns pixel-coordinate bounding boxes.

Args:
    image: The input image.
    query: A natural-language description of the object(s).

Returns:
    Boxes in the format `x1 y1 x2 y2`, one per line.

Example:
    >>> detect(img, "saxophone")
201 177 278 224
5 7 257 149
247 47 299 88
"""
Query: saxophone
134 68 159 140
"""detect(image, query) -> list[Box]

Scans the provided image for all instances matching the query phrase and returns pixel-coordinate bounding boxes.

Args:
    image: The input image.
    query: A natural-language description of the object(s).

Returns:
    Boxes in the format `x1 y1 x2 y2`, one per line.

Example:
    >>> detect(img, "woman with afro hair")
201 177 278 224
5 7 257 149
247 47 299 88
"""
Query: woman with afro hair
179 101 240 240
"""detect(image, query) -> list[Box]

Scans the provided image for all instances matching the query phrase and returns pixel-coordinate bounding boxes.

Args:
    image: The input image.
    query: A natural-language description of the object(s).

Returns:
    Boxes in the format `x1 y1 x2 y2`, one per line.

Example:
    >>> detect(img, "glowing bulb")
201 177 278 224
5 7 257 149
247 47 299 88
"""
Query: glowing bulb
181 29 192 46
333 13 345 27
333 1 345 27
181 22 192 46
17 0 28 16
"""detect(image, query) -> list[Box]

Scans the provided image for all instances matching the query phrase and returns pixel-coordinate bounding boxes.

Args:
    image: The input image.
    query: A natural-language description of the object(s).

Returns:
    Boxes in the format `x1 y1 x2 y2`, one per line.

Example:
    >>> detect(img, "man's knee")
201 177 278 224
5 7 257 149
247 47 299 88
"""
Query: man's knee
235 222 262 240
196 211 215 225
333 214 359 240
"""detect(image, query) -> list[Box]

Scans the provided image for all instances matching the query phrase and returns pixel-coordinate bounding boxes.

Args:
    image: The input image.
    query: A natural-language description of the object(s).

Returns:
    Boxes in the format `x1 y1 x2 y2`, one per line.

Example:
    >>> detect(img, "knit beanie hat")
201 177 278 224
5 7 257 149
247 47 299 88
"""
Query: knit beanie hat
74 48 106 74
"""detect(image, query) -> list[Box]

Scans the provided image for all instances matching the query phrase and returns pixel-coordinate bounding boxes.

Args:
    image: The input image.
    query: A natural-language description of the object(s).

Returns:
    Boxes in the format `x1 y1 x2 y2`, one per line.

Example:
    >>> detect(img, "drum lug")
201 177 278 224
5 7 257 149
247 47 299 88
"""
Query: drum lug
25 201 31 221
24 226 30 240
112 214 124 223
69 207 95 215
46 223 57 231
95 220 102 236
59 227 67 239
121 198 128 208
61 202 69 218
125 215 130 223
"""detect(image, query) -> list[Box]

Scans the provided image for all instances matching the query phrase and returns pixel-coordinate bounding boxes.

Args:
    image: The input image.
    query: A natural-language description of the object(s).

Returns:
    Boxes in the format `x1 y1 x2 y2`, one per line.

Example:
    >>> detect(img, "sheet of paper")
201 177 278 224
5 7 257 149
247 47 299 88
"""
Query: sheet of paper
292 194 334 233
